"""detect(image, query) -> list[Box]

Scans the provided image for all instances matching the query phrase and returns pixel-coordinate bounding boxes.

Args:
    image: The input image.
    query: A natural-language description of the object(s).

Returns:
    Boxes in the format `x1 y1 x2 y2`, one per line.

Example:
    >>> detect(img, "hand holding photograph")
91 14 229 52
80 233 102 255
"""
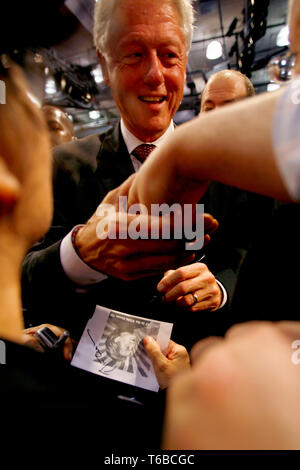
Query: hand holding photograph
71 305 173 391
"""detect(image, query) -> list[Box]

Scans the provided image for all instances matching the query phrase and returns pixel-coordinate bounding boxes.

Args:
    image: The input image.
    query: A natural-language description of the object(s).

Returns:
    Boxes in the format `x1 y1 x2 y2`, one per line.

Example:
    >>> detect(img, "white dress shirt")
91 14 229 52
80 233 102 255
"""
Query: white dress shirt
121 119 175 172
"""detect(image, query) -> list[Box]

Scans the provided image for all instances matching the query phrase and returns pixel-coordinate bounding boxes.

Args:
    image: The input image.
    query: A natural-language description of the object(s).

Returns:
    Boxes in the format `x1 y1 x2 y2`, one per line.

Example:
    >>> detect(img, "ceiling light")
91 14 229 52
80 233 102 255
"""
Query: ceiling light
45 77 57 95
206 40 223 60
267 83 280 92
89 110 101 120
60 77 67 90
276 25 290 47
91 65 103 84
268 53 296 83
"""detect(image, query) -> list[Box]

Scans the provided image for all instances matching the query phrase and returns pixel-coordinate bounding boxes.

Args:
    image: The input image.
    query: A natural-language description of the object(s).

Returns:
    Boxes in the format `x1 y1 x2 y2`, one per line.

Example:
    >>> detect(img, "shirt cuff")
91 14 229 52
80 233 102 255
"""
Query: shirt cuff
216 280 228 309
60 227 108 286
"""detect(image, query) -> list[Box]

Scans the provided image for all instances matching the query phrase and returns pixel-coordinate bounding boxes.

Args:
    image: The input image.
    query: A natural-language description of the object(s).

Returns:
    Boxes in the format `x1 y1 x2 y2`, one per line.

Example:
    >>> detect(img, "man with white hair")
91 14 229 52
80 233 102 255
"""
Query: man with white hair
22 0 224 353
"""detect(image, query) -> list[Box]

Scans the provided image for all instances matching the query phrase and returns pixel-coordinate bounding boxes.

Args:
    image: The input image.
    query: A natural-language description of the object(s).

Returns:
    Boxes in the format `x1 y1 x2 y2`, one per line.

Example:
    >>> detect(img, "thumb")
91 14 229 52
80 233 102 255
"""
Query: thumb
163 269 175 277
144 336 166 365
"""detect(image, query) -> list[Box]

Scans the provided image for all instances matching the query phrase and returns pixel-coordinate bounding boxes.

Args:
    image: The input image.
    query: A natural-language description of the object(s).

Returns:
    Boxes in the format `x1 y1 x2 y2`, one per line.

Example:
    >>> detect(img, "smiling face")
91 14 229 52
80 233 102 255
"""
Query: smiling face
201 71 248 113
98 0 187 142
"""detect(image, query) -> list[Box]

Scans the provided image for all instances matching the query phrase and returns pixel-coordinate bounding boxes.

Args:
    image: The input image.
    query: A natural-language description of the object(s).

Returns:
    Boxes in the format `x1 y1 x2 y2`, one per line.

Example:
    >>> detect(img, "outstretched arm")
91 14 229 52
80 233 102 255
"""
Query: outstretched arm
128 89 290 208
144 337 190 390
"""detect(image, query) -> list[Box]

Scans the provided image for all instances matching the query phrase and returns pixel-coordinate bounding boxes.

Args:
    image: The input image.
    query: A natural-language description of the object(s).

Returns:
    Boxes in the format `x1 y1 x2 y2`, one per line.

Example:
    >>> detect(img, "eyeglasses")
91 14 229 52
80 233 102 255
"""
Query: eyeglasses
268 51 297 84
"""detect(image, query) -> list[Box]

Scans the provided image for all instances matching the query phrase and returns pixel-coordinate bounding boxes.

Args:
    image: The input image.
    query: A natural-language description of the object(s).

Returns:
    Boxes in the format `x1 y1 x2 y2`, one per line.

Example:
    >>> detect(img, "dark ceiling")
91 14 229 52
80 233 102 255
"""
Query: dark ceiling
32 0 290 136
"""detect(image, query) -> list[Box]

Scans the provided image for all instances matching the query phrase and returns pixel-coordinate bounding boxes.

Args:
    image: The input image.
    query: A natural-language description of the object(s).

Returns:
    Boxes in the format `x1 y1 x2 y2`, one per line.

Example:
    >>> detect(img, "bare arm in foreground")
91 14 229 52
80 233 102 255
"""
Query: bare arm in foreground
128 89 291 208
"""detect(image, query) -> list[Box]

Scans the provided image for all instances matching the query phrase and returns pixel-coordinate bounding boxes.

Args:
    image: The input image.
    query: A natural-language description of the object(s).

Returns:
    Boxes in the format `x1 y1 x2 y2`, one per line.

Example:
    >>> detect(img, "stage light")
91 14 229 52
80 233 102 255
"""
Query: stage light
91 65 103 84
276 25 290 47
89 110 101 120
268 52 296 83
45 77 57 95
267 83 280 92
206 40 223 60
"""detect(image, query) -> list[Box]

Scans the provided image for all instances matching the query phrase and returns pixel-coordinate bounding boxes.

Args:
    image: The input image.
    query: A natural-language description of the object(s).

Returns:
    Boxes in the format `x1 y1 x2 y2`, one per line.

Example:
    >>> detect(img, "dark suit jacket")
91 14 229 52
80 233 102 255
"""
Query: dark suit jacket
230 203 300 326
22 123 274 349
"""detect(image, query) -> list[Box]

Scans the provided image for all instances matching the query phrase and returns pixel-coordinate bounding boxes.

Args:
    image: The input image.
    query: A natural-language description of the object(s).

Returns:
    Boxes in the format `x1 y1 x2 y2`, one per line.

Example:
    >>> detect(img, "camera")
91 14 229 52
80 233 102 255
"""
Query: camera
34 326 69 351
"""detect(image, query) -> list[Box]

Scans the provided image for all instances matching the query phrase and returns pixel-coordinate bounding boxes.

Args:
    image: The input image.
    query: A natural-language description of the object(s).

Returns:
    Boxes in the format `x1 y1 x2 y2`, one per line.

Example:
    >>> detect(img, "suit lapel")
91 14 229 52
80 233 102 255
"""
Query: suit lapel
95 122 135 194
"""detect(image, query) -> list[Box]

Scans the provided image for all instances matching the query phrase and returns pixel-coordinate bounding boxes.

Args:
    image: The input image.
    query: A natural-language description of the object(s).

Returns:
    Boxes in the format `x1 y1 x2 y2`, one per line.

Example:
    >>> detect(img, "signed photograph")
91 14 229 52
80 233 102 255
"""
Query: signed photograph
71 305 173 391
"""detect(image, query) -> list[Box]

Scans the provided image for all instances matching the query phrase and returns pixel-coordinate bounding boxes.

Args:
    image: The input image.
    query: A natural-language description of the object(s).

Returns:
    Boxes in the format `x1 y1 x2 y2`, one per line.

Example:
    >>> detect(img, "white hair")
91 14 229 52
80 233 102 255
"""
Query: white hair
93 0 195 54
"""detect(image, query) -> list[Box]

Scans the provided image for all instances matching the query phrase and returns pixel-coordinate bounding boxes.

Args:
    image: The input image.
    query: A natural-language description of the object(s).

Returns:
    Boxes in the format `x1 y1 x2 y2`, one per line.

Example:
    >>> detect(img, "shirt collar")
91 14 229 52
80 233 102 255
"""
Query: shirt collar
120 119 175 155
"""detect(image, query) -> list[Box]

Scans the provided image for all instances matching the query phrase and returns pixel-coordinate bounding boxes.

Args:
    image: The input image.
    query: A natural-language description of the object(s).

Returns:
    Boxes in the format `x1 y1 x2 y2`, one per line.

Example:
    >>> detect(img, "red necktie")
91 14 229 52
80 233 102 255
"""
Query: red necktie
131 144 156 163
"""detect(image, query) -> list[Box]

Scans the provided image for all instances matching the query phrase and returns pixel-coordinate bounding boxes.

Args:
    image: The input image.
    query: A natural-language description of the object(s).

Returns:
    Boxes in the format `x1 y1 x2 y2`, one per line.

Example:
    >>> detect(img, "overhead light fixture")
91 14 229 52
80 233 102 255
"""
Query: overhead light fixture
89 110 101 120
206 40 223 60
45 77 57 95
267 83 280 92
276 25 290 47
268 52 296 83
91 65 103 84
60 77 67 90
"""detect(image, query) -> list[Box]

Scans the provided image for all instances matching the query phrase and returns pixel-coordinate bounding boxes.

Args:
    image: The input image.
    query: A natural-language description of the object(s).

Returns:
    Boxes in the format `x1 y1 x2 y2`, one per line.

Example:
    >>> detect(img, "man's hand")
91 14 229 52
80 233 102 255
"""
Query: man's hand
144 336 190 389
75 176 218 280
76 213 195 280
22 324 74 361
75 176 195 280
157 262 223 311
163 321 300 450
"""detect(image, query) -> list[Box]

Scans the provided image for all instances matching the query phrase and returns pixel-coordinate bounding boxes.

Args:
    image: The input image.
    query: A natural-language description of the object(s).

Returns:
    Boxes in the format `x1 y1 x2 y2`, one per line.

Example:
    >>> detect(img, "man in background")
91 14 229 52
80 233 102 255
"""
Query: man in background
43 104 76 147
200 69 254 113
197 69 275 313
